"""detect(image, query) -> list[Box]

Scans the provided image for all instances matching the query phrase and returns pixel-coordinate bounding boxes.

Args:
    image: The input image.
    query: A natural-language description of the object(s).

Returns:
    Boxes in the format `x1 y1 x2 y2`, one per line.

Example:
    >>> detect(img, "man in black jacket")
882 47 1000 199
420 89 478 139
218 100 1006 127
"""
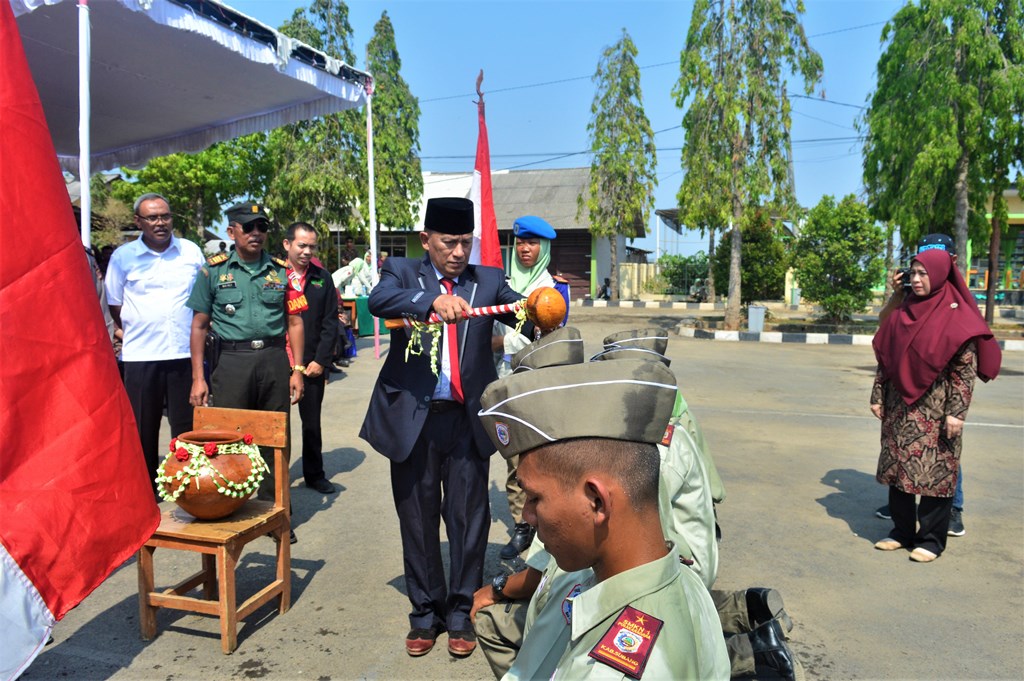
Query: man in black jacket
284 222 340 494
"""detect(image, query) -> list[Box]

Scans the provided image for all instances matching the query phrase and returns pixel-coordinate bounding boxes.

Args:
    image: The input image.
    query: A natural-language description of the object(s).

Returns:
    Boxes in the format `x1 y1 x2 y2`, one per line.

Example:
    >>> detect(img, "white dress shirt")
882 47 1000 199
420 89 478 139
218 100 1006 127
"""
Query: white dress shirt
104 236 204 362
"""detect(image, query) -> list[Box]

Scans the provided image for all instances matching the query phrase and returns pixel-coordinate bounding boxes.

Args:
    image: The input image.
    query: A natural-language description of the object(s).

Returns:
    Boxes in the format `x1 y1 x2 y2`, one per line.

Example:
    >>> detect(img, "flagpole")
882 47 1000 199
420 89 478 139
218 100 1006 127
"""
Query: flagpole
365 80 380 359
79 0 91 248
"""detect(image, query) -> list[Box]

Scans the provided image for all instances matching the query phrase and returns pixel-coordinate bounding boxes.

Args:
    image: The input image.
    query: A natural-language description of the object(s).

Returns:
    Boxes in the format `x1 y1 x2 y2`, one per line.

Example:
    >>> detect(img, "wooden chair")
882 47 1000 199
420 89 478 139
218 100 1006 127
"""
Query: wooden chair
137 406 290 654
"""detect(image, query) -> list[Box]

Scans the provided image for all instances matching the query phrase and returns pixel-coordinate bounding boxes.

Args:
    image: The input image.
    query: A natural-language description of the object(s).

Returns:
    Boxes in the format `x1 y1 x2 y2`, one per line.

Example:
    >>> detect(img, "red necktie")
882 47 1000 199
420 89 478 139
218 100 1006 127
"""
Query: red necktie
440 278 464 403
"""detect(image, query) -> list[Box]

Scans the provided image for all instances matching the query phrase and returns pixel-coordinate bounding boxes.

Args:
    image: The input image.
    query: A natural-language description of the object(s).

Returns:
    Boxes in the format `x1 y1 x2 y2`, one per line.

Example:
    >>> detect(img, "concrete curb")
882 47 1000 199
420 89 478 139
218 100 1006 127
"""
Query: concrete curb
675 326 1024 351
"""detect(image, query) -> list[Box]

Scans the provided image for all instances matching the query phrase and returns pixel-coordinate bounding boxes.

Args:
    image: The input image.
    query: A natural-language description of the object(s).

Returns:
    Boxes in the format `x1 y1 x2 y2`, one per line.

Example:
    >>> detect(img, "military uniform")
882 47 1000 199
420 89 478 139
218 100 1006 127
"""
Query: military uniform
186 246 295 499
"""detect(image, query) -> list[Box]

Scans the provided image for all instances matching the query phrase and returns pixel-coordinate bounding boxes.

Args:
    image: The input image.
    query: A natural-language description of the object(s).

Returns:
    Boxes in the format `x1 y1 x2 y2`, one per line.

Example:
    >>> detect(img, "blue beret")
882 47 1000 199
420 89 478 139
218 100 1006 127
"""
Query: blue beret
513 215 556 240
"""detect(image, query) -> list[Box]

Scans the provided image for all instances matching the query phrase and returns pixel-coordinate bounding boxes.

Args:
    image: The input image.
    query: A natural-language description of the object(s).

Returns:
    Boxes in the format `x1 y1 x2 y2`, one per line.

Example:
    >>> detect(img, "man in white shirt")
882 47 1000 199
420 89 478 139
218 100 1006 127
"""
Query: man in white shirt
105 193 205 494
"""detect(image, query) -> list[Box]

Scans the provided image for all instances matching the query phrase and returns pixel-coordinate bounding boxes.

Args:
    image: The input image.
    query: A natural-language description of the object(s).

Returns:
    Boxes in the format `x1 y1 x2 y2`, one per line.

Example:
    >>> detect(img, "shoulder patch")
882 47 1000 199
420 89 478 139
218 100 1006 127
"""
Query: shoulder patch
206 253 228 266
272 256 288 268
588 606 664 679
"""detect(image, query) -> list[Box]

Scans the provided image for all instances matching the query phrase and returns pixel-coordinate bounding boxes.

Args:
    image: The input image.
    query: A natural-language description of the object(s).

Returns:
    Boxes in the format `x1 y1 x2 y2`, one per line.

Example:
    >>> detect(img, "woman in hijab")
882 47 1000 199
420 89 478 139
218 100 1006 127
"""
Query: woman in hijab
870 248 1001 562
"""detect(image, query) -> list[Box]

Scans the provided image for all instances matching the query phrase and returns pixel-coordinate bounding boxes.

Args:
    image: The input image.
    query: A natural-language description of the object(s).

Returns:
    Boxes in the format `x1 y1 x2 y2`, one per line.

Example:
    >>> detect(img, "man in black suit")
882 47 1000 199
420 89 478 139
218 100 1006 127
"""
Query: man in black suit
360 197 530 659
283 222 339 495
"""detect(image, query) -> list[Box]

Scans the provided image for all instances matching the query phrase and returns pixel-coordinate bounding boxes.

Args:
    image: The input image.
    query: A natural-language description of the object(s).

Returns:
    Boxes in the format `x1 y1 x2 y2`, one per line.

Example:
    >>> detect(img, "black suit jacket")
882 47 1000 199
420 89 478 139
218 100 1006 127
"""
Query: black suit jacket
359 255 530 462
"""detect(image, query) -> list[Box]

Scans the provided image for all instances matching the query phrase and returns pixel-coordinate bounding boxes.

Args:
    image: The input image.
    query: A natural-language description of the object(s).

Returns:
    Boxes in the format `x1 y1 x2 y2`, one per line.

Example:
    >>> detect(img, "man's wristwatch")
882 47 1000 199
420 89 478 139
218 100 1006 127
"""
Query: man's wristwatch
491 573 509 598
291 364 306 373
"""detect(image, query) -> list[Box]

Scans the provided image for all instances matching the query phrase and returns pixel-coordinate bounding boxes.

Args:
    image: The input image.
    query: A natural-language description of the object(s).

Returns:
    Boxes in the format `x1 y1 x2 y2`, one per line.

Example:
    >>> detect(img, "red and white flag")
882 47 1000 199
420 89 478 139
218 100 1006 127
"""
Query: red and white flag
469 72 503 268
0 3 159 678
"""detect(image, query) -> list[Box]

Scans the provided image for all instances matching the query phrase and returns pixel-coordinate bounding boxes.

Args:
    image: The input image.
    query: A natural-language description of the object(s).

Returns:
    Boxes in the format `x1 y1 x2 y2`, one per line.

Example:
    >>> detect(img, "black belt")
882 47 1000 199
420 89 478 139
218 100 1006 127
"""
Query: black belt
428 399 463 414
220 337 286 352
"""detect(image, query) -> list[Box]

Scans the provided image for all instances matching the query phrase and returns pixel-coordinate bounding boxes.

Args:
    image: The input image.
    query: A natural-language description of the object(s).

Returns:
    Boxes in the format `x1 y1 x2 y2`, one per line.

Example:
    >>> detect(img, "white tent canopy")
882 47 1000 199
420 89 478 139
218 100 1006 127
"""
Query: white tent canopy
13 0 371 174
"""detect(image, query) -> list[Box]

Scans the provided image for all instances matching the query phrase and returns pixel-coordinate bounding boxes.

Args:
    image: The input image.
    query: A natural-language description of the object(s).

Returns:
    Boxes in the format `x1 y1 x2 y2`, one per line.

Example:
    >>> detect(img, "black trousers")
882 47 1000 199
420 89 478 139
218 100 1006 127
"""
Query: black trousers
212 347 290 500
123 358 193 494
390 407 490 632
298 373 326 484
889 486 954 555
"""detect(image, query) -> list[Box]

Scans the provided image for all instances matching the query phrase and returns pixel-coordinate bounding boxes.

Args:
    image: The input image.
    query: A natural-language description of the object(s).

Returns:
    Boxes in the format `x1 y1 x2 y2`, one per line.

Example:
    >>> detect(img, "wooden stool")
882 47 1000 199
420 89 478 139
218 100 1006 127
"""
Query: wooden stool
137 407 290 653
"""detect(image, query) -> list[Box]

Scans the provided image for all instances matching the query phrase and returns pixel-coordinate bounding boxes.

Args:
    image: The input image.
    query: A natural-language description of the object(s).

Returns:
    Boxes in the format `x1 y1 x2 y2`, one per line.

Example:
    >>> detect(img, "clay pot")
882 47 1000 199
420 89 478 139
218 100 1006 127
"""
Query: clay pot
526 286 568 332
159 430 257 520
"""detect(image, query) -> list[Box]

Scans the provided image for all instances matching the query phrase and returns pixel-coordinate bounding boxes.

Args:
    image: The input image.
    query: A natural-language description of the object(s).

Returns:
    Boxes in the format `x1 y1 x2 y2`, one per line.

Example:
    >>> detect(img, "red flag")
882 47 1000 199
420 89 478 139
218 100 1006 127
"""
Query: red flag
0 3 159 677
469 72 502 268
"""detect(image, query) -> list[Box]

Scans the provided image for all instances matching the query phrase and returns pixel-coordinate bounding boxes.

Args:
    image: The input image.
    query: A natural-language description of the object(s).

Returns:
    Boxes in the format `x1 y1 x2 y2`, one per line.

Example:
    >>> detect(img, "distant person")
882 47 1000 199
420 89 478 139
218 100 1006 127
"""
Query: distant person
341 236 359 264
597 276 611 300
871 248 1001 562
104 193 204 494
283 222 339 496
217 241 227 254
875 233 968 537
378 250 389 269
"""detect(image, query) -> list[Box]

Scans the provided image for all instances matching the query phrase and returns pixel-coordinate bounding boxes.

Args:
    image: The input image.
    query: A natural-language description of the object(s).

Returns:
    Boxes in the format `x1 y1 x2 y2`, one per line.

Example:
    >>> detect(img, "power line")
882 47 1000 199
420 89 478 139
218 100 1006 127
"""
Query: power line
807 20 886 38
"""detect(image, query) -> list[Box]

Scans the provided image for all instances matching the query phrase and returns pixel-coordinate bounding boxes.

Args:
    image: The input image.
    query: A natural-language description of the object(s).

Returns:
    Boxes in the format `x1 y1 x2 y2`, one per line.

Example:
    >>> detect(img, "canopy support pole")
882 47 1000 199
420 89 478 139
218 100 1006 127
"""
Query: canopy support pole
366 90 380 359
78 0 91 248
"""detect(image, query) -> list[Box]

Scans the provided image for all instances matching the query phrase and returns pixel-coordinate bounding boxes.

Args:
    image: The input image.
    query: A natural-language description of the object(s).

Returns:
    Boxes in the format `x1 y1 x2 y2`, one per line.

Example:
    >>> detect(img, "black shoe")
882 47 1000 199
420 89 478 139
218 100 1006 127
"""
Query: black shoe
309 478 337 494
750 619 796 681
500 523 535 559
875 504 891 520
746 587 793 633
290 529 297 544
948 507 965 536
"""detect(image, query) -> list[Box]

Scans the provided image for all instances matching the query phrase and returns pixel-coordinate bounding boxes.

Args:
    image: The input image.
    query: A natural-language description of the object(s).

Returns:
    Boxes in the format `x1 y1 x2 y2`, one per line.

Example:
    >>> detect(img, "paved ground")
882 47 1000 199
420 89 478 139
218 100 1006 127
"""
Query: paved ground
27 307 1024 680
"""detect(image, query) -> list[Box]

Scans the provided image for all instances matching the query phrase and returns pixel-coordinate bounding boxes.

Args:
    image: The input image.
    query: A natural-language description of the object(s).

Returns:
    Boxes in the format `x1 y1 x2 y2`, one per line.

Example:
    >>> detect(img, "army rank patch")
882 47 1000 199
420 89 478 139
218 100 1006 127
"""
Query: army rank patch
588 606 663 679
207 253 228 265
272 256 288 268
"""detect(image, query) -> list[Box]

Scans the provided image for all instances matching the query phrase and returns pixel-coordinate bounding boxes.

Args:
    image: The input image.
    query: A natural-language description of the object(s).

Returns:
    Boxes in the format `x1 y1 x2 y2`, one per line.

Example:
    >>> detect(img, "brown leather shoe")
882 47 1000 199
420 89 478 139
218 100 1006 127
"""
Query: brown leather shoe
447 630 477 657
405 627 440 657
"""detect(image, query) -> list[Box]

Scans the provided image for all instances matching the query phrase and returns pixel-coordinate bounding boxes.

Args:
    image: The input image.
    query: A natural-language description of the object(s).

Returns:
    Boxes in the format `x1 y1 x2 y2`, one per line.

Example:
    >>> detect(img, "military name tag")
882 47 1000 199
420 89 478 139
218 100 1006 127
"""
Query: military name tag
588 606 664 679
217 281 237 289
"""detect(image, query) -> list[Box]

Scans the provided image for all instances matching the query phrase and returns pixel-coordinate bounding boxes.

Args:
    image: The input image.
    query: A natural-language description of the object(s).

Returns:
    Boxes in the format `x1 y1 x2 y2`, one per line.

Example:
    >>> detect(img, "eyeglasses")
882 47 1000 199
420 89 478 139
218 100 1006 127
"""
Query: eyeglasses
240 221 270 234
137 213 172 225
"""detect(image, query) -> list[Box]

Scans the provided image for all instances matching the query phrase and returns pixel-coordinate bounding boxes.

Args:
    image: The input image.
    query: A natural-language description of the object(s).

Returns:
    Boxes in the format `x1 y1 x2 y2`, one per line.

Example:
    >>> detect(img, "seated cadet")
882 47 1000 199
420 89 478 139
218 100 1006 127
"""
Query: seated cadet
478 358 730 680
475 329 798 680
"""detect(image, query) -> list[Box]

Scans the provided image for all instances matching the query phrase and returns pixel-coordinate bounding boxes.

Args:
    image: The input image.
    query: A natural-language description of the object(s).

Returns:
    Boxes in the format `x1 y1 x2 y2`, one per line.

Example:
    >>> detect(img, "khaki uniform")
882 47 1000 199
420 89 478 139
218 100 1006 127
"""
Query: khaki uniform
504 546 729 681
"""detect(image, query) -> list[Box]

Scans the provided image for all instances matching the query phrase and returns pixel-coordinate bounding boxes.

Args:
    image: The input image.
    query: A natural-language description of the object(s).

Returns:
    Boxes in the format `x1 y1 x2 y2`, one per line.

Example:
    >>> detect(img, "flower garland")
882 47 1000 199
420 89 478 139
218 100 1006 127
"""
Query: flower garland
404 299 529 376
155 434 268 503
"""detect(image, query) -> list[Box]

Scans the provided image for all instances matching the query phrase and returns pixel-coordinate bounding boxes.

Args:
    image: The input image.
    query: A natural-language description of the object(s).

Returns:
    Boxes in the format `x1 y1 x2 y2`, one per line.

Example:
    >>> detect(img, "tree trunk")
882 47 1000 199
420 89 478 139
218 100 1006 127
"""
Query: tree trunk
883 225 895 300
952 148 970 280
985 210 1001 324
193 198 204 246
706 227 717 301
609 235 619 302
725 225 742 329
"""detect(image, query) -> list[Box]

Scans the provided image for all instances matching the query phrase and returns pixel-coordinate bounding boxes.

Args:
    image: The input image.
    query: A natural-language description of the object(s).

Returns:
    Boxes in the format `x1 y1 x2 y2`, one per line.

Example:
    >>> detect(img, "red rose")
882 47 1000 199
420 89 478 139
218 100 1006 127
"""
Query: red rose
174 447 189 462
243 434 254 445
169 438 177 452
204 442 219 456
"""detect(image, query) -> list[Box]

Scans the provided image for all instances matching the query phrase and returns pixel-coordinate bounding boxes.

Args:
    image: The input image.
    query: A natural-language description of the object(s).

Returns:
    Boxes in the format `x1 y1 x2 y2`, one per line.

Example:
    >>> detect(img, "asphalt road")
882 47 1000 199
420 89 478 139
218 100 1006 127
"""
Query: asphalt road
26 308 1024 681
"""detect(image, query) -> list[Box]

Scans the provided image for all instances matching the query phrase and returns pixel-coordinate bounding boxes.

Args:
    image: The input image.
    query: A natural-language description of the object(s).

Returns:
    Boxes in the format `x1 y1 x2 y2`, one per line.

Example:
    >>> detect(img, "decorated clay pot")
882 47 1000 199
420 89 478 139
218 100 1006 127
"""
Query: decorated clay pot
157 430 265 520
526 286 568 332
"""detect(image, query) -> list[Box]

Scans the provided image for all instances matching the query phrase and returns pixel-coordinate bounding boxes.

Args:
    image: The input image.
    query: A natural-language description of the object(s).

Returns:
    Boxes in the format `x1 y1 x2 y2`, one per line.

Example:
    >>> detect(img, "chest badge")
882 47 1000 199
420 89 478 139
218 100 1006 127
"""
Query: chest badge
588 606 664 679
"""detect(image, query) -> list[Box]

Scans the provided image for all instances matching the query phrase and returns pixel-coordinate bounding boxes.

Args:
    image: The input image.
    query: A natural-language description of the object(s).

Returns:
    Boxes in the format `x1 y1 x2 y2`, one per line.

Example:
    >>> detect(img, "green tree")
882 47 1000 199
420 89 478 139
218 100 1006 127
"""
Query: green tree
793 195 885 322
658 252 709 295
711 210 788 304
111 135 269 244
860 0 1024 289
675 0 822 329
577 29 658 302
267 0 366 258
365 11 422 231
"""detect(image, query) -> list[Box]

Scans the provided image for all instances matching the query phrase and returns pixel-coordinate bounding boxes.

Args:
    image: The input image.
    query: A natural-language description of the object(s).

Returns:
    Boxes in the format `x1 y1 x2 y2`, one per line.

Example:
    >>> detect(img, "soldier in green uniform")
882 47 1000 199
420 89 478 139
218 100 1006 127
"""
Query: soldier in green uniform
478 359 730 680
186 201 304 509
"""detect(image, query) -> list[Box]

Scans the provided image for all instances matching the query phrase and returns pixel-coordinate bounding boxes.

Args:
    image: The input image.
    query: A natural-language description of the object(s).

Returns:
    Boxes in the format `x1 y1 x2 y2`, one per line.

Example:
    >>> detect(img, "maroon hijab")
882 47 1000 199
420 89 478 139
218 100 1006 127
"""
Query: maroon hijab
873 249 1001 404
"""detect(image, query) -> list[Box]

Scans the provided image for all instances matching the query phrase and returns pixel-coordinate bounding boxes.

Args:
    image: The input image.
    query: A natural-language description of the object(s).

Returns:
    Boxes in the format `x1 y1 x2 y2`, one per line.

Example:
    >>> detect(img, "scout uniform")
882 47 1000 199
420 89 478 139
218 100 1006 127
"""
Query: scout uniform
478 360 730 681
185 202 295 500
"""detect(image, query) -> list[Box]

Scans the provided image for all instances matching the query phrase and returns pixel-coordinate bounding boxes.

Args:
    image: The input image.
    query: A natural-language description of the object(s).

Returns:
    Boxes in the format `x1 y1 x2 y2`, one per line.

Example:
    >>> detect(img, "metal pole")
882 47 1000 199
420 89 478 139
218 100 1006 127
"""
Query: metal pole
78 0 91 248
366 90 380 358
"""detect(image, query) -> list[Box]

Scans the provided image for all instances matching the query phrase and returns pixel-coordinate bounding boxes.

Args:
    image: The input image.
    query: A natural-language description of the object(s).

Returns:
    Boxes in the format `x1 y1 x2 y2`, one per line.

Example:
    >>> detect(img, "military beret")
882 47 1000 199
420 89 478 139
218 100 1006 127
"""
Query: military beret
226 201 270 226
425 197 474 235
512 215 557 240
512 326 584 373
479 359 678 460
592 328 671 366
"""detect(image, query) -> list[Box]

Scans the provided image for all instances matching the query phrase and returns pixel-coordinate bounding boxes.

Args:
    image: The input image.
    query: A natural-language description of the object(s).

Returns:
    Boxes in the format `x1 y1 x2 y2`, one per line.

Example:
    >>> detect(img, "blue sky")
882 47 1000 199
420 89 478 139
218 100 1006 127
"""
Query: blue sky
228 0 904 256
